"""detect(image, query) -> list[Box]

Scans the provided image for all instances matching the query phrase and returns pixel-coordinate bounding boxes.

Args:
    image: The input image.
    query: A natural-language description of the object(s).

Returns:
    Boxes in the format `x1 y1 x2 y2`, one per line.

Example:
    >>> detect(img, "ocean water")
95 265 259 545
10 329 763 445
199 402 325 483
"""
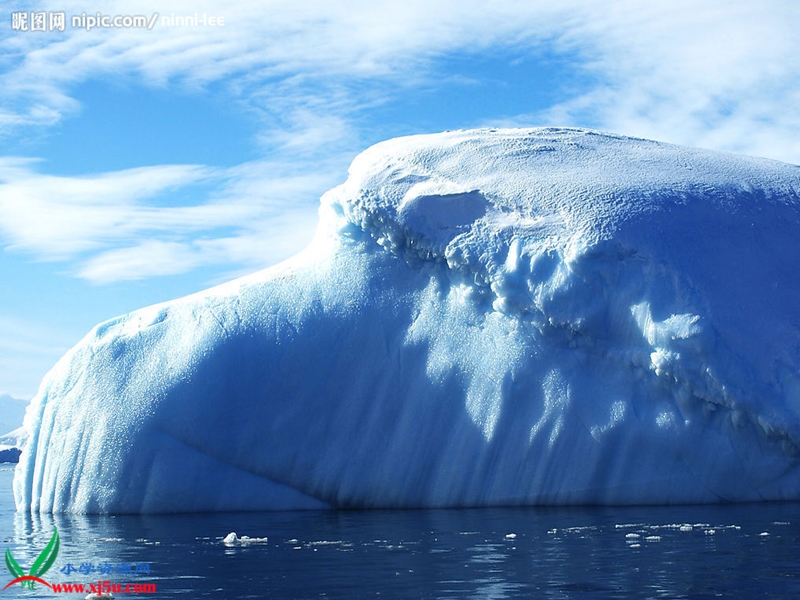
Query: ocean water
2 466 800 599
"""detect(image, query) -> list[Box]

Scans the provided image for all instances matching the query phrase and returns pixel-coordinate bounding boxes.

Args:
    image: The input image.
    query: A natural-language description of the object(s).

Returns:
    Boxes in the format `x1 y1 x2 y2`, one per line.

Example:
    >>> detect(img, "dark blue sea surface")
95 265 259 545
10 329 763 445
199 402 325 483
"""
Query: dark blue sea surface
2 466 800 598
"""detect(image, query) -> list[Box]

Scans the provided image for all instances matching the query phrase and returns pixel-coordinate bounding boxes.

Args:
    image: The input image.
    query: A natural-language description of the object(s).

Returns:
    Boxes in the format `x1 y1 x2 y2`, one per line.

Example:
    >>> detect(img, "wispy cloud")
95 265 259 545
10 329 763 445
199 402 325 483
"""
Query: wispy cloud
4 0 798 158
0 157 334 283
508 0 800 163
1 1 573 132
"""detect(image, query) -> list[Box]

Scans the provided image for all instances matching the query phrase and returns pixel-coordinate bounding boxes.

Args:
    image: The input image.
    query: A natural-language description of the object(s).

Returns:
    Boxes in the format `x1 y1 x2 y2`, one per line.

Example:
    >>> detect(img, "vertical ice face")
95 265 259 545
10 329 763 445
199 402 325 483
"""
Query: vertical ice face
15 128 800 513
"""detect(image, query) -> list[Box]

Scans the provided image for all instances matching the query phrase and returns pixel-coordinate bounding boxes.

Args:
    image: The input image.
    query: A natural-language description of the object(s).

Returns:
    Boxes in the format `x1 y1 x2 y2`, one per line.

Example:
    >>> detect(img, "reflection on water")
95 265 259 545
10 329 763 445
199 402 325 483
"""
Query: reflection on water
3 466 800 598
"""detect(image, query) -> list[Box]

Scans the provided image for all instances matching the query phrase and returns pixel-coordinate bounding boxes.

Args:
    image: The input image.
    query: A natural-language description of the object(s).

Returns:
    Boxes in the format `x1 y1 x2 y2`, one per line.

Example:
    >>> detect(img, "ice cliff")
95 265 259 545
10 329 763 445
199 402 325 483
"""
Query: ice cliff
15 128 800 513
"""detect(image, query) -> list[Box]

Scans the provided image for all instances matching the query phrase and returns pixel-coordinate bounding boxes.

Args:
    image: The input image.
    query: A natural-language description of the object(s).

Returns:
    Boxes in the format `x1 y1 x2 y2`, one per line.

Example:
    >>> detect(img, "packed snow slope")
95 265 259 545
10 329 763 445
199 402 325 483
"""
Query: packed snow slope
15 128 800 513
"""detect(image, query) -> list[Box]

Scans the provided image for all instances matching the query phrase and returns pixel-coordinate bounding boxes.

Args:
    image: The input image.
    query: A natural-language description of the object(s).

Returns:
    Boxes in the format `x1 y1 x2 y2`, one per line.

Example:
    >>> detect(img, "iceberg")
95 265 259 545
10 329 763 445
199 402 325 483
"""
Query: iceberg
0 426 26 464
14 127 800 513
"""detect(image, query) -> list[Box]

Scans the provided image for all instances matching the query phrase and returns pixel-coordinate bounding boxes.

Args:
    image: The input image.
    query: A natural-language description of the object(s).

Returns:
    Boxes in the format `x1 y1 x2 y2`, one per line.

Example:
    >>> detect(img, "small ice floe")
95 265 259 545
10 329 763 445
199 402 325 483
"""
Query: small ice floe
222 532 269 546
679 525 693 532
564 526 595 534
505 533 517 539
625 533 640 539
645 536 661 542
85 594 114 600
759 532 770 537
705 529 716 536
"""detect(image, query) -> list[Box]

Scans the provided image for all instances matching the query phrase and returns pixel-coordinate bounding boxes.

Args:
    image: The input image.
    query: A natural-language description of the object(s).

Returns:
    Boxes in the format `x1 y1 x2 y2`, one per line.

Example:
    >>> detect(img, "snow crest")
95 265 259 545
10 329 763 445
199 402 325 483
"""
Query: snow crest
15 128 800 513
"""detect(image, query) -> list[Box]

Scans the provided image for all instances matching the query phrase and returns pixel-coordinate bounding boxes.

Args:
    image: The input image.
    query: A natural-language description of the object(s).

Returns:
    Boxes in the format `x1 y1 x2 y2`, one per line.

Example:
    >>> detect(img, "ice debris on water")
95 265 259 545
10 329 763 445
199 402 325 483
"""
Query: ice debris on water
223 532 269 546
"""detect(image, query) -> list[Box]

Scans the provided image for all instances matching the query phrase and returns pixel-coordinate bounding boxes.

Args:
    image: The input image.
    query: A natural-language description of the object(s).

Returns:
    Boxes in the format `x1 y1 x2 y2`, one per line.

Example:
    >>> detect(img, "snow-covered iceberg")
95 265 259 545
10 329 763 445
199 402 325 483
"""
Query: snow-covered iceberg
0 426 26 463
15 128 800 513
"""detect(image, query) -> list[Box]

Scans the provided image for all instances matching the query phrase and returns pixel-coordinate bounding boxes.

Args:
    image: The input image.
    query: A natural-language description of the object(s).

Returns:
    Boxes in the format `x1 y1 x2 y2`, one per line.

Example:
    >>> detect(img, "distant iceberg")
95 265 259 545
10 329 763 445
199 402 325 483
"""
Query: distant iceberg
15 128 800 513
0 448 21 464
0 425 27 464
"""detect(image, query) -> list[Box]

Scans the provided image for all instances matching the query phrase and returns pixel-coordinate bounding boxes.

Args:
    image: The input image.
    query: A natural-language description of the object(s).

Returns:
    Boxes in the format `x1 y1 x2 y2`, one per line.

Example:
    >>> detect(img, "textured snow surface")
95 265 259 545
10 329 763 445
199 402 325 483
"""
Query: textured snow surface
15 128 800 513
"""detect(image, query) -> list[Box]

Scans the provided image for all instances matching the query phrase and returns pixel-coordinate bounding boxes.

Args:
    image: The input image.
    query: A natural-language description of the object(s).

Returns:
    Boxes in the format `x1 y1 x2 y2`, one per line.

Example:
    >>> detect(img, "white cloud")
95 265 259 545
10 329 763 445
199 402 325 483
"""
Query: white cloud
5 2 796 141
528 0 800 162
1 1 570 131
4 0 795 160
0 156 336 283
0 162 219 258
76 240 207 282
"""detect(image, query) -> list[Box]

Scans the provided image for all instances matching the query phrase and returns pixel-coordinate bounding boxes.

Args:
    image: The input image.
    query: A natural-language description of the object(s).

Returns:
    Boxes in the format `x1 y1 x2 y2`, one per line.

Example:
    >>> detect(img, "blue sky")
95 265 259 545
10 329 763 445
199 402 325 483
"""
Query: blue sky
1 0 799 399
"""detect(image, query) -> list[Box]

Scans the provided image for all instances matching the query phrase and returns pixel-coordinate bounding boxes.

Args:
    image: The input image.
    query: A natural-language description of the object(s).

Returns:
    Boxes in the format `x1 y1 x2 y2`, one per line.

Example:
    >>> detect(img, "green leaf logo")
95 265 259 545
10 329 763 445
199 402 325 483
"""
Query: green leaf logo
4 528 59 590
4 550 23 581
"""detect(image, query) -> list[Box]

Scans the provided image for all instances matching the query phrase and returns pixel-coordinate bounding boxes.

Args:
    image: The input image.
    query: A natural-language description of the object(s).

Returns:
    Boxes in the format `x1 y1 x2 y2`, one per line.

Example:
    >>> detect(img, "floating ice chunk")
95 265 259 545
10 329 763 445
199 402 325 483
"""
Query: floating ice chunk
223 532 268 546
222 532 238 545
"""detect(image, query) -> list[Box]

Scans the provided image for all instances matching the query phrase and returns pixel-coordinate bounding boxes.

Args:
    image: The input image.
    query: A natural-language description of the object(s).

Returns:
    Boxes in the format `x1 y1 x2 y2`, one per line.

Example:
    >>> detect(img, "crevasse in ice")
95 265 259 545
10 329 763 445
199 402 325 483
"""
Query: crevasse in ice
15 128 800 512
